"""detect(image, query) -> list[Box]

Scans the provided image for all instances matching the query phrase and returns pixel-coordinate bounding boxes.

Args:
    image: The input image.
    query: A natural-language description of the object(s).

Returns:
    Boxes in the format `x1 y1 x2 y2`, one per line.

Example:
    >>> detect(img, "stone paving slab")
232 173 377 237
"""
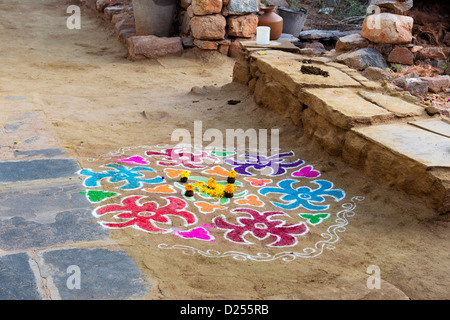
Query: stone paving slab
353 123 450 168
0 207 108 251
0 159 81 183
0 96 151 300
241 40 300 53
358 90 426 118
38 248 150 300
249 50 362 93
0 110 63 161
301 87 393 129
0 253 41 300
0 180 108 251
408 120 450 138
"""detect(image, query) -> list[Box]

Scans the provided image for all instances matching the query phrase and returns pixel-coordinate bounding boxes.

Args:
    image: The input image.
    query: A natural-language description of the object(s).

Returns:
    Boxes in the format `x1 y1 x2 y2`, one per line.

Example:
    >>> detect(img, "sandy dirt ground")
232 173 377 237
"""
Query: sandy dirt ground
0 0 448 300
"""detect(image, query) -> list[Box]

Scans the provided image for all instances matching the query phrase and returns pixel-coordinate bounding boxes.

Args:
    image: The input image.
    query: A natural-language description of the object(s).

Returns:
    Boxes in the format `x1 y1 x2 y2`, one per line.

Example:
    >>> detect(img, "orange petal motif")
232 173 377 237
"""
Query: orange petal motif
203 166 229 177
244 177 272 187
163 168 186 178
194 202 226 213
234 195 265 207
143 185 177 193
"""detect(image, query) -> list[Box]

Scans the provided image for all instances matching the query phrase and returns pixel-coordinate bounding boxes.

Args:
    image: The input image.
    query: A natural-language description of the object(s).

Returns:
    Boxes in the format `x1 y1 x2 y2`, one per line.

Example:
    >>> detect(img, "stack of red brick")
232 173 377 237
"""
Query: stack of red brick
179 0 260 57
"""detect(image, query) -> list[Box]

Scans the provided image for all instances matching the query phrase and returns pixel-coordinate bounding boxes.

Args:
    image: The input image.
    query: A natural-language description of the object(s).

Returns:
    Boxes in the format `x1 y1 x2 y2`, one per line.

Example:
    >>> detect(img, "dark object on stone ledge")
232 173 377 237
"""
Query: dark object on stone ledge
300 65 329 77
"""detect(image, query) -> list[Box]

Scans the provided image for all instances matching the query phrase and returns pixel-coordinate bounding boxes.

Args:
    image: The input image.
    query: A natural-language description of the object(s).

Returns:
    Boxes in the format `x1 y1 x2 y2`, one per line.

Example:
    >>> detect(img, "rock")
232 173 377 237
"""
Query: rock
420 76 450 93
111 12 128 25
335 33 370 52
298 41 325 51
369 0 413 13
227 14 258 38
368 43 393 60
361 13 413 44
410 45 423 54
223 0 259 15
181 0 192 10
181 37 195 47
392 71 419 87
180 11 191 35
186 5 194 18
127 36 183 60
114 15 135 35
218 43 230 55
118 29 136 44
104 6 126 21
229 38 251 57
193 39 219 50
387 46 414 65
191 0 222 15
425 106 440 116
299 48 322 56
404 78 429 96
96 0 113 12
265 0 288 7
362 66 392 81
190 14 226 40
299 30 359 42
335 48 388 70
415 47 447 61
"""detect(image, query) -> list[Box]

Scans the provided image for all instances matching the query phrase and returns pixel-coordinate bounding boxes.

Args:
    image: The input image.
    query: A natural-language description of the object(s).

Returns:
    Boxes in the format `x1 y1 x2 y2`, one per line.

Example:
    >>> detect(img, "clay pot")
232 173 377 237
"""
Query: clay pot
258 6 283 40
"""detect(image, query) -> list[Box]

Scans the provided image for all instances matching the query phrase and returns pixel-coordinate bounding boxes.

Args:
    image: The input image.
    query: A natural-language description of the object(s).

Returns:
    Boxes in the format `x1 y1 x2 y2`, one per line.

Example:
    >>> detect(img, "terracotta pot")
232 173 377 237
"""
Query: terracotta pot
258 6 283 40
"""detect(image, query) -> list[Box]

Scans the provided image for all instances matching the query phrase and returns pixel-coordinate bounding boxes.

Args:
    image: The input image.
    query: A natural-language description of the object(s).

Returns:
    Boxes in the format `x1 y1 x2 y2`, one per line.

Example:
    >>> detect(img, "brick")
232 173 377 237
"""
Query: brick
191 0 222 15
190 14 226 40
127 35 183 60
227 14 258 38
388 46 414 65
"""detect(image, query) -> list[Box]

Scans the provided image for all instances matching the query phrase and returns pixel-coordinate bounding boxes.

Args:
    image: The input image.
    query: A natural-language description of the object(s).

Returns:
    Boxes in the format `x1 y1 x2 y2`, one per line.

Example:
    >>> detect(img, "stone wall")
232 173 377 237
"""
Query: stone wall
179 0 260 57
84 0 261 59
233 47 450 215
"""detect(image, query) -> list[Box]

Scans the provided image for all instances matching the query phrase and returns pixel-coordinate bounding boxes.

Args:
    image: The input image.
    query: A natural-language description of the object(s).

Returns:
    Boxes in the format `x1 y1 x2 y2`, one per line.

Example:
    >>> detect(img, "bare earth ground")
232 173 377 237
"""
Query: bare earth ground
0 0 448 300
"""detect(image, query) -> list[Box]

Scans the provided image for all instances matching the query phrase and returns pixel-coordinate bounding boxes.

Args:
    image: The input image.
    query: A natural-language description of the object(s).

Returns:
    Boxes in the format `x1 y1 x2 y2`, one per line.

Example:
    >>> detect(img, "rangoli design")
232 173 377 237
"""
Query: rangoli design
80 145 364 262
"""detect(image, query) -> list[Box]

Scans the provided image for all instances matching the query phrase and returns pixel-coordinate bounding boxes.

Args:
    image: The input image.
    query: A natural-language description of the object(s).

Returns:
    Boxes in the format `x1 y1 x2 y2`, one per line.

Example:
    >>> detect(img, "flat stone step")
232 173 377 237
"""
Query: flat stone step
353 123 450 168
301 87 393 129
408 119 450 139
249 50 362 94
241 40 300 53
358 91 426 118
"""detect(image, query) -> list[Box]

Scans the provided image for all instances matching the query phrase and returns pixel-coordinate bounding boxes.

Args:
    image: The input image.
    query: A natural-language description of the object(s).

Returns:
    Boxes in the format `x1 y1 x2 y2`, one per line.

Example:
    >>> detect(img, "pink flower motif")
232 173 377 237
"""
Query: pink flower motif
116 156 148 165
213 208 308 247
146 148 218 169
291 165 321 178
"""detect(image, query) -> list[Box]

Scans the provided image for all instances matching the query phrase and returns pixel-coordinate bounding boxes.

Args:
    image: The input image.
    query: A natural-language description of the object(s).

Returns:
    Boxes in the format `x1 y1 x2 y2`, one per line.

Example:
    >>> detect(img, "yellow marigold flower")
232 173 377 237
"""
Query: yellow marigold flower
228 170 237 178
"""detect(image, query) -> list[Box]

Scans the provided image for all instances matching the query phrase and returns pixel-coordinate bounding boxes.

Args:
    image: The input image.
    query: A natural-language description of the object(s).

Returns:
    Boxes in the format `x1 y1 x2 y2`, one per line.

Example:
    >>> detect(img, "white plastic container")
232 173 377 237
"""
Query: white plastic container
256 26 271 45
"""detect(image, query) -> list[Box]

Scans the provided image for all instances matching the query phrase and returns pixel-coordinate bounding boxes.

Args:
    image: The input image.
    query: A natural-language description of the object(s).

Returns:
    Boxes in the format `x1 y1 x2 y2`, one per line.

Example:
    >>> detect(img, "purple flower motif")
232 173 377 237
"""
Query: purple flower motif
224 151 304 176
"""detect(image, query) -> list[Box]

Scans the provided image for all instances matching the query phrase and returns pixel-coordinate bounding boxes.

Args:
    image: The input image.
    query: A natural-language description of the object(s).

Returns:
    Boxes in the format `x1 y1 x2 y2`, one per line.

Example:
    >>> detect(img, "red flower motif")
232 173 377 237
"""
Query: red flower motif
94 196 197 233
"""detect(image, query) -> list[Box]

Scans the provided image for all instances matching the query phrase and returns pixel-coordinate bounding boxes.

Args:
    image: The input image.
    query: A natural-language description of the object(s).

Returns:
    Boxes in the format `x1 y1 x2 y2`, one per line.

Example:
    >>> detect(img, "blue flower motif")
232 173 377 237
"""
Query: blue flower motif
79 164 163 190
258 179 345 211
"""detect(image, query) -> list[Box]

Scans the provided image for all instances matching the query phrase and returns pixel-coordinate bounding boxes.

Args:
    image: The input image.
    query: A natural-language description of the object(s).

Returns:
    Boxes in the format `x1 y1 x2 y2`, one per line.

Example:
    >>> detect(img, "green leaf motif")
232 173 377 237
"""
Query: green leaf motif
299 213 330 225
80 190 119 203
210 150 236 157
